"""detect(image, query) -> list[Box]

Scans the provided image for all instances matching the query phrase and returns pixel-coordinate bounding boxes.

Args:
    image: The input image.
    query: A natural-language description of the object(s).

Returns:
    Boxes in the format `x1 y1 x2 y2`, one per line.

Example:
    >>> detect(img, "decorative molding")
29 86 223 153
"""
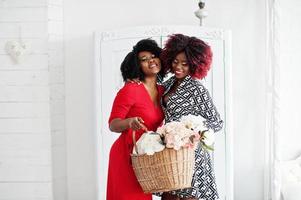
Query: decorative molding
161 27 176 36
143 27 162 37
99 26 225 42
200 30 224 39
100 31 116 41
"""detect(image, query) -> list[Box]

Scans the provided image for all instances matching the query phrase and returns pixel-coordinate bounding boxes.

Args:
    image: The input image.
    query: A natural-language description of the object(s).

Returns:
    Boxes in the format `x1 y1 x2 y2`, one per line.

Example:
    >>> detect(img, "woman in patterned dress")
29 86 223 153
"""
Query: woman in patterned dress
160 34 223 200
107 39 165 200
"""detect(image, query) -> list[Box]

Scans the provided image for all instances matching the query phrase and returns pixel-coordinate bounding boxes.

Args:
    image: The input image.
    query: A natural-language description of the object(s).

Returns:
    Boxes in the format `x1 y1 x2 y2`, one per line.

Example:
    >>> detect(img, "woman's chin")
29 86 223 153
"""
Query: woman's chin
151 69 161 75
175 74 186 80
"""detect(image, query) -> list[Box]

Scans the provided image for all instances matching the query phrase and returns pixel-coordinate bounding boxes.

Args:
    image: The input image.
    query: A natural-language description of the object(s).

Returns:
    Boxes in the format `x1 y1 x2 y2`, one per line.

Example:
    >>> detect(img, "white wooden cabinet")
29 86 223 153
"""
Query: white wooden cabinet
94 26 233 200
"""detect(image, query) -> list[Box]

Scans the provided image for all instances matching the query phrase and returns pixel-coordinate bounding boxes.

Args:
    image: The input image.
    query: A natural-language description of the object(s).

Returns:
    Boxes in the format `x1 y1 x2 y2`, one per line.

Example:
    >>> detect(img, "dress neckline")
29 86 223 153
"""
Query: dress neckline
141 83 161 108
163 75 192 96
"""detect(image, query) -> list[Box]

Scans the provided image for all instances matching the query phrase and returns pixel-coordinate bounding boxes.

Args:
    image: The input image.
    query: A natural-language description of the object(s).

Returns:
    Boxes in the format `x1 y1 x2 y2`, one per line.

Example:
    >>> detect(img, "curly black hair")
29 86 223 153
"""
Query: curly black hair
160 34 212 79
120 39 163 82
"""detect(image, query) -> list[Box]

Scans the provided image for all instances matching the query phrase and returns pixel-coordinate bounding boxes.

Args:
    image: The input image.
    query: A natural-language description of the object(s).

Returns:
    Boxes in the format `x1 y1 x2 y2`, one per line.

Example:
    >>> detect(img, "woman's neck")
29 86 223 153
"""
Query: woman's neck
175 78 184 86
142 76 157 88
175 74 190 86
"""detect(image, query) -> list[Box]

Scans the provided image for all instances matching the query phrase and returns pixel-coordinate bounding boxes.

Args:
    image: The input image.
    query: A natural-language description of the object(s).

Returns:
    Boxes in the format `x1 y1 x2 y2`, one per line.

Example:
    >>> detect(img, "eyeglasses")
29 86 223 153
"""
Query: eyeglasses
138 54 157 62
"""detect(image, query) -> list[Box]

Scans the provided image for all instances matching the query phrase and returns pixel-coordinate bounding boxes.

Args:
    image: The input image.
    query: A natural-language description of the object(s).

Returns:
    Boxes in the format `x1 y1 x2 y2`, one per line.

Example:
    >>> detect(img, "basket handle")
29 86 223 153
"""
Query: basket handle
132 130 138 155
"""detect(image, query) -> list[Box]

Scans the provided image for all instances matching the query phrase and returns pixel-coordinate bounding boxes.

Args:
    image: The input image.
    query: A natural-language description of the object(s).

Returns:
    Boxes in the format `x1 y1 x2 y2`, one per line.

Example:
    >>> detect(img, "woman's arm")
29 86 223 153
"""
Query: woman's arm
194 82 223 132
109 117 148 133
109 83 148 133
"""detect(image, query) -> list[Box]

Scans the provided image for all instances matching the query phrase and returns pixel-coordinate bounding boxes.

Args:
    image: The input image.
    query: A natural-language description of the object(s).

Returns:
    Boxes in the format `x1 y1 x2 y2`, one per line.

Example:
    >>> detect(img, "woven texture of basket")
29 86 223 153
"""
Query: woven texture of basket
131 131 195 193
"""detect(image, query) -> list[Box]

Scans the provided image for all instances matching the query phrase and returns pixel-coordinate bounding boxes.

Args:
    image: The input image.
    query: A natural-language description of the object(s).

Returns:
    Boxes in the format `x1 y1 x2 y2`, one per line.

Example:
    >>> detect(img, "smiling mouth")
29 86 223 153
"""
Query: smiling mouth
175 71 183 74
149 64 158 68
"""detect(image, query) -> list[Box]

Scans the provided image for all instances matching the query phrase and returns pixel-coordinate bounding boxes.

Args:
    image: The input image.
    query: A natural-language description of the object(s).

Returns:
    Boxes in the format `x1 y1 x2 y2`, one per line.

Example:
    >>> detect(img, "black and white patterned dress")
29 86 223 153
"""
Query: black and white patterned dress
161 75 223 200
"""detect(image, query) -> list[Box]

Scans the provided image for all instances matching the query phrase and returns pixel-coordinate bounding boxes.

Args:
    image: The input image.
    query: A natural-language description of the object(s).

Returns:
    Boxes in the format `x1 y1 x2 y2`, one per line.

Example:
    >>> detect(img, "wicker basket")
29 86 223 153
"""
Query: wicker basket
130 131 195 193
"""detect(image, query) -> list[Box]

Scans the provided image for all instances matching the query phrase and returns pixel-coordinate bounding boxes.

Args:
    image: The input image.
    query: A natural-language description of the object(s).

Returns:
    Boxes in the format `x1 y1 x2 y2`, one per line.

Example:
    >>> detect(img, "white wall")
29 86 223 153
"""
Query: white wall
64 0 267 200
0 0 66 199
278 0 301 161
206 1 267 199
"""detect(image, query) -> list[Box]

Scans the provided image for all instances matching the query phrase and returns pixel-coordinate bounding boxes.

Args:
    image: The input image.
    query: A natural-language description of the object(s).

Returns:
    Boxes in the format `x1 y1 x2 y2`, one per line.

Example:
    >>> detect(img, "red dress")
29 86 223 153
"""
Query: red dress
107 82 164 200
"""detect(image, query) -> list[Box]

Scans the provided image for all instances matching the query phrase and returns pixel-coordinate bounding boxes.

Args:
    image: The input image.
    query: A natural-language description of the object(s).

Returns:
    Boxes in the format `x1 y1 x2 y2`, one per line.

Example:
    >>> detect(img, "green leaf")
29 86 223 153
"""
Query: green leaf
201 143 214 151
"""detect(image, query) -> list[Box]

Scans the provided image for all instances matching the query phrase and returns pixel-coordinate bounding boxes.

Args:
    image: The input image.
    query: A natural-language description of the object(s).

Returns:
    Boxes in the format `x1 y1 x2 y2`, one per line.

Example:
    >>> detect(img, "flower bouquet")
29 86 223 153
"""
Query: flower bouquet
180 114 215 151
131 114 213 193
133 114 215 156
132 121 200 156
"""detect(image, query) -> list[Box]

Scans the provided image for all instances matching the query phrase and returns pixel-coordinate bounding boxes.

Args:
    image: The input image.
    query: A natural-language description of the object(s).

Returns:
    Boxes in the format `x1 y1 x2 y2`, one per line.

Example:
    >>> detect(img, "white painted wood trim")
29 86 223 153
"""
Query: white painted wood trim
264 1 281 199
224 30 234 200
264 1 272 199
93 31 103 200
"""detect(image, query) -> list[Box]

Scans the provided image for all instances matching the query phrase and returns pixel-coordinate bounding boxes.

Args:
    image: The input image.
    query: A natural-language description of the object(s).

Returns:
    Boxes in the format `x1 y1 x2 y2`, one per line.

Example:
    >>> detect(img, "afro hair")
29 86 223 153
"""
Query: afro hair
160 34 212 79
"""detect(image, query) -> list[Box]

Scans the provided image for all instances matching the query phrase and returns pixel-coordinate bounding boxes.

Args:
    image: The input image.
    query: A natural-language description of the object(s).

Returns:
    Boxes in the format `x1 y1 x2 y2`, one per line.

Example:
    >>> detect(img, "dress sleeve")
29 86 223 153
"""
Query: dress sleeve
108 83 136 125
194 82 223 132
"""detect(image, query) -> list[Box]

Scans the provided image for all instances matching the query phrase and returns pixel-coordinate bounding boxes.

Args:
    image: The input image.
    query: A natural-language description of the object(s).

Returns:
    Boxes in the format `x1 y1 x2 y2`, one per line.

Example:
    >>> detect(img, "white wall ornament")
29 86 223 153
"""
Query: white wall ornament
5 40 30 64
195 0 208 26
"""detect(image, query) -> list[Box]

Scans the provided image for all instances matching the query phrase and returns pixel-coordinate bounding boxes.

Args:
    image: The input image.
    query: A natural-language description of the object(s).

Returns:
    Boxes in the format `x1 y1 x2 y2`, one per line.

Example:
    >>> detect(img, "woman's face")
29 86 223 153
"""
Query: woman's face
172 52 190 80
138 51 161 76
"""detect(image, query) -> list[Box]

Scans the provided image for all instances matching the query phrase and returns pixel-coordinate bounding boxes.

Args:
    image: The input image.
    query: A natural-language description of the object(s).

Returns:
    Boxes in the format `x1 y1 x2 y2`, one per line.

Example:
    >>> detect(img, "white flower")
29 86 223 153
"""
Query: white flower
180 114 207 132
134 131 165 155
156 121 199 151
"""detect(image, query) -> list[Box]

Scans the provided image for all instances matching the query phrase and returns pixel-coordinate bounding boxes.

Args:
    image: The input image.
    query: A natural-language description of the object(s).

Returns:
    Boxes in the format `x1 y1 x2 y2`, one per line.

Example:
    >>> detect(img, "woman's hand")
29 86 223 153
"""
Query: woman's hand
127 117 148 131
109 117 148 133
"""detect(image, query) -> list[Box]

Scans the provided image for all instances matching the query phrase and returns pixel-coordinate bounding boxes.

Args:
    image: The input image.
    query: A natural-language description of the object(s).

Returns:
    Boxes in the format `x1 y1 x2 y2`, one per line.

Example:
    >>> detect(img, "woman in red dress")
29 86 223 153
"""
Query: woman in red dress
107 39 165 200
